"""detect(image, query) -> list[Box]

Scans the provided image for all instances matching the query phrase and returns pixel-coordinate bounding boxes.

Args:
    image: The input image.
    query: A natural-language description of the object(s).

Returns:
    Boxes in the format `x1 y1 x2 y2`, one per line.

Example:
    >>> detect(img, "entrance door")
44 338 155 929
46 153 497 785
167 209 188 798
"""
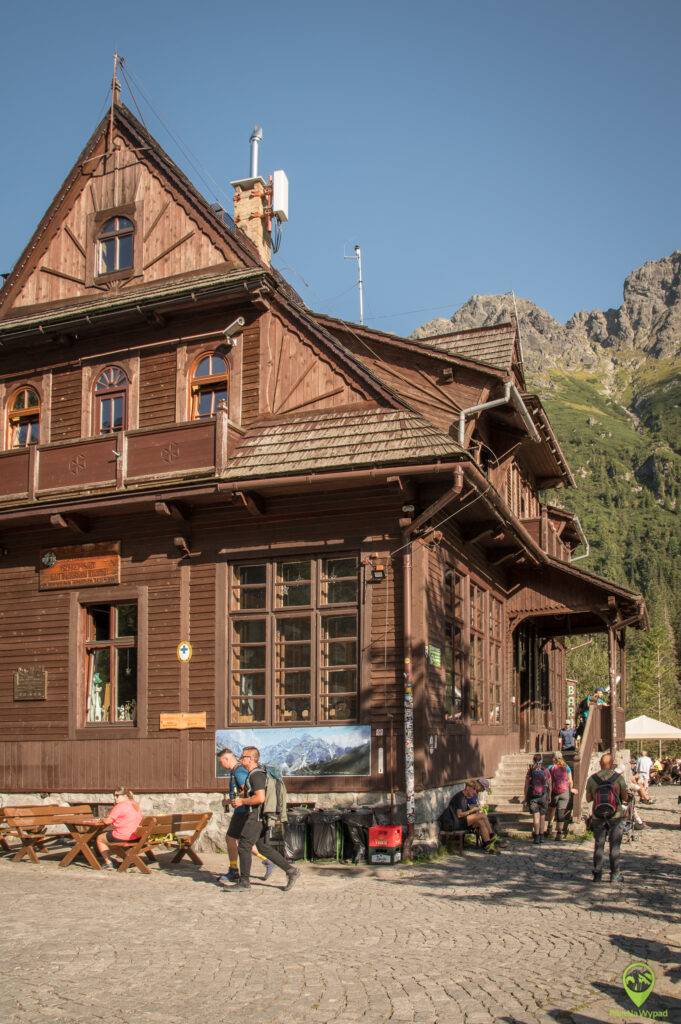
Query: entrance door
514 623 547 752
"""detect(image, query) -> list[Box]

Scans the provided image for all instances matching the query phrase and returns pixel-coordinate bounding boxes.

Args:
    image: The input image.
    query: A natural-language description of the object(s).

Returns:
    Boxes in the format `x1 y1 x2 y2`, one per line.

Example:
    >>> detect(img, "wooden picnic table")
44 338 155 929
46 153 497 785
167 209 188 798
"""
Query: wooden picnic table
3 805 105 868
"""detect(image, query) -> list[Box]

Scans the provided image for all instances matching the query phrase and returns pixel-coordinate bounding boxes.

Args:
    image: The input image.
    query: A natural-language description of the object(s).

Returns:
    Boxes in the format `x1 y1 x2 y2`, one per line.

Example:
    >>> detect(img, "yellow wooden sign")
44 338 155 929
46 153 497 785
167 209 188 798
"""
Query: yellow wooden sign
159 712 207 731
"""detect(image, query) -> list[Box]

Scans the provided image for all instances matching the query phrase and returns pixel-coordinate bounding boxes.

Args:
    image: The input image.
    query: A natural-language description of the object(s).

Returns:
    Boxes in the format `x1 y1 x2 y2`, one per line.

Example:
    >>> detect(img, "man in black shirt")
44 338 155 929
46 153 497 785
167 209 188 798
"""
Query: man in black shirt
558 720 577 752
228 746 300 893
451 781 495 847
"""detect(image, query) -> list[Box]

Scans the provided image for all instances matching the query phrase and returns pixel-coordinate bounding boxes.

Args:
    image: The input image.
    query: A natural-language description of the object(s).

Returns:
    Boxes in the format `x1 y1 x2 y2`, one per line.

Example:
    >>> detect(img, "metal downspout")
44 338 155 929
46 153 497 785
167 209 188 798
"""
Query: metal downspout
457 382 541 447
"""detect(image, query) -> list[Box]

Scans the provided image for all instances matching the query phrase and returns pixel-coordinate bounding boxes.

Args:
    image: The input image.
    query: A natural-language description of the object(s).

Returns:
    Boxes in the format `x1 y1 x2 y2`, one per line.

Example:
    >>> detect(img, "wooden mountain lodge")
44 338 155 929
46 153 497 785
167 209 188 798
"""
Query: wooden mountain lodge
0 96 646 822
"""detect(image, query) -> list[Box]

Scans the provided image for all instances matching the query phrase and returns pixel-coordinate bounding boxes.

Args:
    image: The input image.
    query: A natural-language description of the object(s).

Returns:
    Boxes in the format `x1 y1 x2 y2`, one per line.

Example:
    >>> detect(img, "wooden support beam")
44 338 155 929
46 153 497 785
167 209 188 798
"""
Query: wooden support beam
234 491 266 517
49 513 89 533
461 524 494 545
154 500 190 523
491 549 520 567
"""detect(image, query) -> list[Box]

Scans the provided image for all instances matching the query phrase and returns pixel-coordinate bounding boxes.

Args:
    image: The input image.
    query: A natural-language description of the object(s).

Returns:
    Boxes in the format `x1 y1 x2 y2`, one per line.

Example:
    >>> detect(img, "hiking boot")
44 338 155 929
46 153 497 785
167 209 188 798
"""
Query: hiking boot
218 867 240 884
532 833 540 845
610 870 623 884
263 860 274 881
225 881 251 893
591 871 603 882
554 832 562 841
285 867 300 891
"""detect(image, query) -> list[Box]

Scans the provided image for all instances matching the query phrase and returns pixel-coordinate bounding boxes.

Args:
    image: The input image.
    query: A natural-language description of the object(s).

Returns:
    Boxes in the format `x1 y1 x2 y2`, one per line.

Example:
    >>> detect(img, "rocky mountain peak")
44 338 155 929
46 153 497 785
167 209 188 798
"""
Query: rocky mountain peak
412 252 681 380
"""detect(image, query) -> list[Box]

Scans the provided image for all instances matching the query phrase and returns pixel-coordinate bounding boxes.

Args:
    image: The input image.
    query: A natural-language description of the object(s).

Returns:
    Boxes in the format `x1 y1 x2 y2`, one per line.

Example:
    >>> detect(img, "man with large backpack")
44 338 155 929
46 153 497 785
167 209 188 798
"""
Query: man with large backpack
524 753 552 844
227 745 300 894
585 752 629 883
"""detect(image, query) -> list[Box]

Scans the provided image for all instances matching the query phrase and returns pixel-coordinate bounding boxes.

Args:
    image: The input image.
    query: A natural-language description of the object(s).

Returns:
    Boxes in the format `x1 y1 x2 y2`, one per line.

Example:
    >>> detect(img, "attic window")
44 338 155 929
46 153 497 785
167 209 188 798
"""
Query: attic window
97 216 134 276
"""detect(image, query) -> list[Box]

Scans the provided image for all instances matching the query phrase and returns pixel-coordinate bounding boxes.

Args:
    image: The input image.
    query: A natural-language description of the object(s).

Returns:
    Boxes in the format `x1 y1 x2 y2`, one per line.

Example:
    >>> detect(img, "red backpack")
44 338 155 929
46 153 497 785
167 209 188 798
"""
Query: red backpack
592 771 620 820
551 764 569 794
528 765 548 798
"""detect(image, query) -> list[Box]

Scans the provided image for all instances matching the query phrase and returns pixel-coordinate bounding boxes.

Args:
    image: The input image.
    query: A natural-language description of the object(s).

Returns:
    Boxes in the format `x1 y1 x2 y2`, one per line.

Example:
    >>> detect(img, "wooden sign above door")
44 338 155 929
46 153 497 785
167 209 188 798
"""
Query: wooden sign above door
39 542 121 590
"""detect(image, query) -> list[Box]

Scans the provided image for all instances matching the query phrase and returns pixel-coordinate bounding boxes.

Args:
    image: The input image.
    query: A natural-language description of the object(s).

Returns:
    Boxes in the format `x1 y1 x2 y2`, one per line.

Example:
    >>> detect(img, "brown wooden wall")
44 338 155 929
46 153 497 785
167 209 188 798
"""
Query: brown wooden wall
0 488 409 794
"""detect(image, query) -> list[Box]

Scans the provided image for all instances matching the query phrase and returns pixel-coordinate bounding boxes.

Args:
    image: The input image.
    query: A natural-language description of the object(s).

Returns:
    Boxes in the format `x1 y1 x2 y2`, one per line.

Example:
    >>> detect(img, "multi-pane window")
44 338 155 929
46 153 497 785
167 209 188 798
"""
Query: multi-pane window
85 603 137 724
8 387 40 447
469 584 485 722
191 352 229 420
229 556 359 725
95 366 128 434
97 216 134 275
443 569 465 721
489 597 503 724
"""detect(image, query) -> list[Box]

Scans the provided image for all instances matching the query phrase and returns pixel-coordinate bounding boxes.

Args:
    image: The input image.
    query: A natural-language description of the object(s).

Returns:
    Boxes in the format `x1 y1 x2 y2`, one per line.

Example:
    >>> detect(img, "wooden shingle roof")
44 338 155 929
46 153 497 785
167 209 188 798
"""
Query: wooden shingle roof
417 323 518 372
224 407 465 480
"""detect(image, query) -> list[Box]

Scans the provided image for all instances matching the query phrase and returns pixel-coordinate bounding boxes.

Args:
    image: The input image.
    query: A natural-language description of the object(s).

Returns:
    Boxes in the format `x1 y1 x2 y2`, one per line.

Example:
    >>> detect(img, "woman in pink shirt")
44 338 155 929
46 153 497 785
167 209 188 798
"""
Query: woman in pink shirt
96 787 143 869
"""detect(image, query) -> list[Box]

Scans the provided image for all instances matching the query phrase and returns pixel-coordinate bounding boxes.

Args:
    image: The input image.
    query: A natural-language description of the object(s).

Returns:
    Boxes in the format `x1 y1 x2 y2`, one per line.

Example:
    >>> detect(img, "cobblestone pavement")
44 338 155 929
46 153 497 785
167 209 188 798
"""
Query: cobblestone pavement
0 788 679 1024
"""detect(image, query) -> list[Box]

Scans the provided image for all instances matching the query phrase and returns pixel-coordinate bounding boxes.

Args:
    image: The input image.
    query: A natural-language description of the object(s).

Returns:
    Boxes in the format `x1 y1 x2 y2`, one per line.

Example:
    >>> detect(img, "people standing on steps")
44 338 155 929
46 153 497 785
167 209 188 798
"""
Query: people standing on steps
558 720 577 753
586 752 629 883
216 748 274 885
546 753 576 840
524 753 552 844
227 746 300 893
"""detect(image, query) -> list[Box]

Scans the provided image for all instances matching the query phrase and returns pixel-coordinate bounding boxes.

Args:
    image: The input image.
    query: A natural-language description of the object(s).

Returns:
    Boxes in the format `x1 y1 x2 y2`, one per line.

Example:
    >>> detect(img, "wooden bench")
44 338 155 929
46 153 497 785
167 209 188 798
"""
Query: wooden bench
107 812 212 874
4 805 94 864
1 805 59 853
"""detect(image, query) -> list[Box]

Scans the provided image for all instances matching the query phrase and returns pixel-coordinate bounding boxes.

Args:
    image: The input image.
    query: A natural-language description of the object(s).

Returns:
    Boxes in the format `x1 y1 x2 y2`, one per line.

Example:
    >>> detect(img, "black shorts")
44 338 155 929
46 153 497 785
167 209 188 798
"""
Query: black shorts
529 797 549 814
226 812 248 840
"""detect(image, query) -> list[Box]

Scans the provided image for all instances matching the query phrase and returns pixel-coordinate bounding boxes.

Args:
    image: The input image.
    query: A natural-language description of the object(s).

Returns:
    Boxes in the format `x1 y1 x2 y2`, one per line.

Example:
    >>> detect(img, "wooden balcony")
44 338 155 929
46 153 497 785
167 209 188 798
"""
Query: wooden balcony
0 407 236 507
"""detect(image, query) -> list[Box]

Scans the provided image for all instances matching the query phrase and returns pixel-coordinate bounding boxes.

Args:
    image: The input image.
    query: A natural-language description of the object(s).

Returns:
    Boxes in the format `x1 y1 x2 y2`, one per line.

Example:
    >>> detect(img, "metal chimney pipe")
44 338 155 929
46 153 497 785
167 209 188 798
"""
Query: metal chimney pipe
249 125 263 178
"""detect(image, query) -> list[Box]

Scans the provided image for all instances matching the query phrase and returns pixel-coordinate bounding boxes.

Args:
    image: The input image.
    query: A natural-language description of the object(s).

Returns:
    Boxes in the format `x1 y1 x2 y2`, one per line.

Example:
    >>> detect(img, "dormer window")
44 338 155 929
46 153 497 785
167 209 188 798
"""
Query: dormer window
95 366 128 434
190 352 229 419
97 216 134 276
8 387 40 448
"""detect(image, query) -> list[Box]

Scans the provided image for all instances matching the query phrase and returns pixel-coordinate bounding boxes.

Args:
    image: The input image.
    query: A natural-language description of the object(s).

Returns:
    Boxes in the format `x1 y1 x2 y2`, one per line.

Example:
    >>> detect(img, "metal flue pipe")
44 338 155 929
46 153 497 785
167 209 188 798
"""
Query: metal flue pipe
458 381 541 447
249 126 263 178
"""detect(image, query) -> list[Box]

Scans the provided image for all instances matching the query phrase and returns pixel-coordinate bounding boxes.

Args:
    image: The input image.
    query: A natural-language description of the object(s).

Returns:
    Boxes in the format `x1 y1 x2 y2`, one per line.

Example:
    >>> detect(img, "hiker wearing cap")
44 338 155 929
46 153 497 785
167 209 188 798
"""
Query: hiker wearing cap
546 753 576 841
585 752 629 883
227 746 300 893
524 753 552 845
216 748 274 885
450 780 499 851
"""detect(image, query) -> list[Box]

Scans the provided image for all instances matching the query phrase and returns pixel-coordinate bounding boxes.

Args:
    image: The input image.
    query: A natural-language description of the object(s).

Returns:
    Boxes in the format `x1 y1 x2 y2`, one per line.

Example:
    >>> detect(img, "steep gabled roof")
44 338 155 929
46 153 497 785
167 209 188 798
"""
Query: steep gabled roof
0 100 263 317
224 406 465 480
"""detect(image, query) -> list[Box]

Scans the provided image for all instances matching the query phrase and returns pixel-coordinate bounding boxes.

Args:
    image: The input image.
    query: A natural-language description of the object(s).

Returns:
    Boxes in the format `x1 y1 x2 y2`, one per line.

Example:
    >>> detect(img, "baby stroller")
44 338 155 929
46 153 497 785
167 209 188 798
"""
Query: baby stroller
622 792 639 844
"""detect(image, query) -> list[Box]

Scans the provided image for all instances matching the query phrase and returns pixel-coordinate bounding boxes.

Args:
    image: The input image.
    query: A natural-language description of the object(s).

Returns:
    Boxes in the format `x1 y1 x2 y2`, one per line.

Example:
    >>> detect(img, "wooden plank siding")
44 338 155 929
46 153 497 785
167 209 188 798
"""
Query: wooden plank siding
0 489 408 793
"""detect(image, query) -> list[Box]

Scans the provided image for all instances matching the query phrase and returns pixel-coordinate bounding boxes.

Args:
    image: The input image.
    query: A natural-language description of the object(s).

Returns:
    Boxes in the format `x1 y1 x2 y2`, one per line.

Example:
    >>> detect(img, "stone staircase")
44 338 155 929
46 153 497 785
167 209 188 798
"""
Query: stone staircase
487 752 552 833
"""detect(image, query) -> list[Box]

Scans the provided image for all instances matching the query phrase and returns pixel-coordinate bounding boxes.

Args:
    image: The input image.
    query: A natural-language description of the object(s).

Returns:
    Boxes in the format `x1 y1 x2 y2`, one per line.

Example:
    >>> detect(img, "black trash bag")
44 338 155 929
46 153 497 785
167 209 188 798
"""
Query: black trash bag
283 813 308 861
308 809 341 860
372 804 394 826
341 807 375 863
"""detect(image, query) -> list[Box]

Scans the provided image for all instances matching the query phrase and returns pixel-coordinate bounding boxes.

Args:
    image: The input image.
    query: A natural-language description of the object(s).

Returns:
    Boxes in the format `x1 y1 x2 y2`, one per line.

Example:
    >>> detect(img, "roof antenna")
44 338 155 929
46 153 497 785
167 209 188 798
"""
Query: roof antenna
108 50 121 149
344 244 365 325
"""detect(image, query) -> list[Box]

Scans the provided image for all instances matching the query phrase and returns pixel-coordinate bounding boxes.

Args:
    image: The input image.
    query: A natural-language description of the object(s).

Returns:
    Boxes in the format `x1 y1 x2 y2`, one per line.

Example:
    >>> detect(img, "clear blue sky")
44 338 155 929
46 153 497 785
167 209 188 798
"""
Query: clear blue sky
1 1 679 333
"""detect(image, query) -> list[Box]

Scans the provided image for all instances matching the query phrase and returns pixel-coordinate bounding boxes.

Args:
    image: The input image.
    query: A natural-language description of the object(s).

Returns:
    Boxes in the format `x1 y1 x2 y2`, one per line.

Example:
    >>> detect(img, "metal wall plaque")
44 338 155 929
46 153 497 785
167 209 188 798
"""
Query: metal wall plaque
14 666 48 701
39 542 121 590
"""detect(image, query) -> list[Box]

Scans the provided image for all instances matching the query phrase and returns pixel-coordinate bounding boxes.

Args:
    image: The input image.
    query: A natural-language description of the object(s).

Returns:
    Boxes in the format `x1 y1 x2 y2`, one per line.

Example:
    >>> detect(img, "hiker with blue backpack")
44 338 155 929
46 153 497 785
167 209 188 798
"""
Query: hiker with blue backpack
585 752 629 883
226 745 300 894
524 753 552 844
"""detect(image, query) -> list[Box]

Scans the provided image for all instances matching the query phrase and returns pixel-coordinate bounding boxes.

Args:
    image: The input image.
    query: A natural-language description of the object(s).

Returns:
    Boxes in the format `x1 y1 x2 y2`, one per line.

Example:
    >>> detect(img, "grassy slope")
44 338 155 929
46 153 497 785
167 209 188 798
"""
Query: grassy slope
540 370 681 630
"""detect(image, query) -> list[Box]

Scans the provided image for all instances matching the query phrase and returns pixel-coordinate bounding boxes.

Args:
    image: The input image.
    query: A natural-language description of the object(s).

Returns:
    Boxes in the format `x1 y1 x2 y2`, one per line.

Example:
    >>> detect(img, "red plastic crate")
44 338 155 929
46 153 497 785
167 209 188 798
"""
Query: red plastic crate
368 825 403 848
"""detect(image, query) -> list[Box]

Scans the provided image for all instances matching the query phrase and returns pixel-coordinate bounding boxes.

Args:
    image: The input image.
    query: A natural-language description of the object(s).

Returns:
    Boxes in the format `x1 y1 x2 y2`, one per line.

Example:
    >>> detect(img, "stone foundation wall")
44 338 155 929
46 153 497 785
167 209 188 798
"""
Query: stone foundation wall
1 783 465 853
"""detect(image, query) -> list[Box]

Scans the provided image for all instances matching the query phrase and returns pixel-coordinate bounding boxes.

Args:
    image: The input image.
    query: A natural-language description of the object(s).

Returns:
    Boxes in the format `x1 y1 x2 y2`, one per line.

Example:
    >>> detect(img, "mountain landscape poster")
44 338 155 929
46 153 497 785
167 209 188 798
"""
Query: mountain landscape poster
215 725 372 777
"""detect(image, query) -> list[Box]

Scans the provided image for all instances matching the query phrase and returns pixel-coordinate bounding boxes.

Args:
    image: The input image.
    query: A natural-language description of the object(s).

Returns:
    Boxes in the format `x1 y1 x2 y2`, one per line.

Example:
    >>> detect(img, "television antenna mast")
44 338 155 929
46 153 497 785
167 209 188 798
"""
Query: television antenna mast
344 244 365 325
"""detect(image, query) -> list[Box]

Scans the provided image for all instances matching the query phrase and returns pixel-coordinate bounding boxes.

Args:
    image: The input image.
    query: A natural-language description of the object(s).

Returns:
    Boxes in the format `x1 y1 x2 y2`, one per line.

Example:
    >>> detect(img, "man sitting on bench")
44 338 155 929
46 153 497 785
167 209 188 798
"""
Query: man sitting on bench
449 780 497 850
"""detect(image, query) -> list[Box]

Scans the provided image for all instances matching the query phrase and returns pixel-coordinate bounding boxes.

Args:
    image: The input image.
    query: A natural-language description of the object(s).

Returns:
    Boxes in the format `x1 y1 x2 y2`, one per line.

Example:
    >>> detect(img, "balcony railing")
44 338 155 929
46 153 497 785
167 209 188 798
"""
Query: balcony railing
0 406 238 506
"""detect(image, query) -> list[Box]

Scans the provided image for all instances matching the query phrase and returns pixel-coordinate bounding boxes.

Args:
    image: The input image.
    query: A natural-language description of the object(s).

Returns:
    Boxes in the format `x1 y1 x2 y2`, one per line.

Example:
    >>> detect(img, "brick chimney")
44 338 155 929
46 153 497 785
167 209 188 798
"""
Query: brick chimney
231 126 271 265
230 175 271 265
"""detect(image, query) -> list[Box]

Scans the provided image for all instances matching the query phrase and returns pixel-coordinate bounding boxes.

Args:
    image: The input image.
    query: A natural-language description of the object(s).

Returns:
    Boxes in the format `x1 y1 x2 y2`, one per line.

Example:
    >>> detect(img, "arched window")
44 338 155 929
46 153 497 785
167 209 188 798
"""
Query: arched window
95 366 128 434
190 352 229 419
8 386 40 448
97 216 134 275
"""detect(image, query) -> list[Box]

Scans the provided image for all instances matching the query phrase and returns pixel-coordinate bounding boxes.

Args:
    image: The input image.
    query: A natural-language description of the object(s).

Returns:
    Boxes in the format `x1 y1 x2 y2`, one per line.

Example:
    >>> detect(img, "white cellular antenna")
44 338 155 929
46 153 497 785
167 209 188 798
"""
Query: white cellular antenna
344 244 365 325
